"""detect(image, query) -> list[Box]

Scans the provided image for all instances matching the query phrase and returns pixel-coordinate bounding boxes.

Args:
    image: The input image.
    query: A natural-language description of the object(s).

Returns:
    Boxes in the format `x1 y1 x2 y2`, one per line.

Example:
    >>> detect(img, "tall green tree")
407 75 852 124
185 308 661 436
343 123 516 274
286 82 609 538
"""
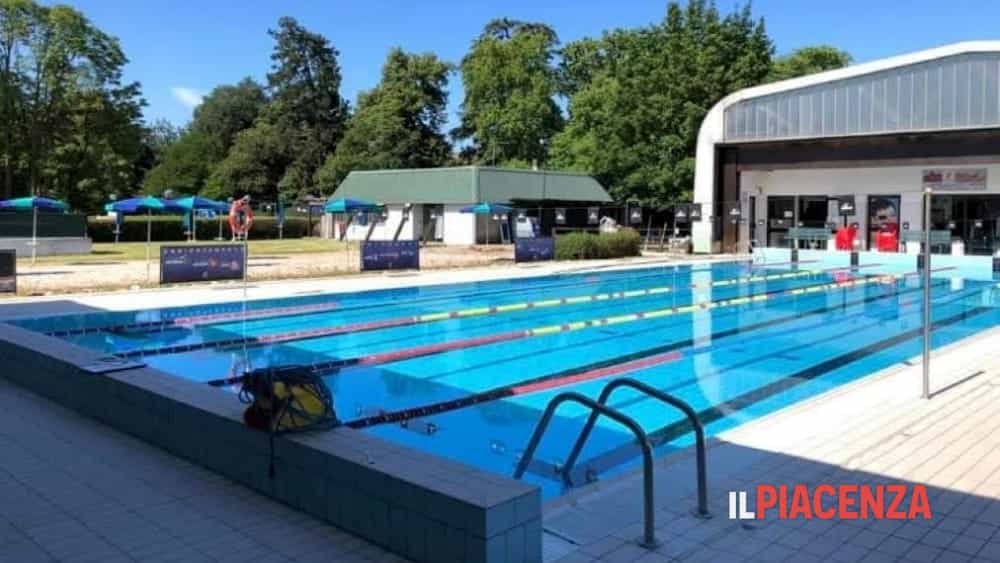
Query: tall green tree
455 18 563 166
190 77 267 160
767 45 852 82
0 0 146 209
551 1 772 205
316 48 452 192
212 17 347 201
141 130 215 195
142 78 265 195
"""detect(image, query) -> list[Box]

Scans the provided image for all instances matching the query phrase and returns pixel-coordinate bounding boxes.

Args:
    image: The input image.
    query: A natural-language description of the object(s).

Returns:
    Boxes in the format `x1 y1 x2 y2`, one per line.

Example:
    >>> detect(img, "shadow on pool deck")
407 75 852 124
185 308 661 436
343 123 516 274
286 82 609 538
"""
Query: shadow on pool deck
541 328 1000 563
0 378 405 563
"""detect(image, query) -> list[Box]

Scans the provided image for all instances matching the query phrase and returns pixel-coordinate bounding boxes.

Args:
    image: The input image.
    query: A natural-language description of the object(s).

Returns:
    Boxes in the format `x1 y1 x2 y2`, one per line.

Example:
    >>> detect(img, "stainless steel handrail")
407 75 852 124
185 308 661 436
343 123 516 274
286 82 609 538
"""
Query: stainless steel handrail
561 378 711 519
512 391 659 549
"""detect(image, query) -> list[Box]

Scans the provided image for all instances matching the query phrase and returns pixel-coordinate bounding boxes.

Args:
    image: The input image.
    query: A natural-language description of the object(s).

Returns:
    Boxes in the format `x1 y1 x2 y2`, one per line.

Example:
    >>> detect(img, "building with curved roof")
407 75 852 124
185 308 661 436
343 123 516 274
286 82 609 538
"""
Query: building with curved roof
694 41 1000 256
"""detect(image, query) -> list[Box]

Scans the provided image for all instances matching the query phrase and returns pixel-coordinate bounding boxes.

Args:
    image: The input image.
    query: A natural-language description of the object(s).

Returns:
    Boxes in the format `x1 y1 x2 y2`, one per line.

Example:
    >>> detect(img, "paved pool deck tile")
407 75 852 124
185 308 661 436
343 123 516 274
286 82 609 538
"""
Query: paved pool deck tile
0 378 404 563
543 326 1000 563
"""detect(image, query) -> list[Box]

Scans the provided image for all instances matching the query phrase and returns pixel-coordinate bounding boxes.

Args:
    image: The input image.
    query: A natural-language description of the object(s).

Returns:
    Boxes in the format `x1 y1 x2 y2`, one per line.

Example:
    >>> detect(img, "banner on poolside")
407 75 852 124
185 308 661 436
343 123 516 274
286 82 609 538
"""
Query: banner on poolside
160 244 246 284
360 240 420 271
515 237 555 263
0 249 15 293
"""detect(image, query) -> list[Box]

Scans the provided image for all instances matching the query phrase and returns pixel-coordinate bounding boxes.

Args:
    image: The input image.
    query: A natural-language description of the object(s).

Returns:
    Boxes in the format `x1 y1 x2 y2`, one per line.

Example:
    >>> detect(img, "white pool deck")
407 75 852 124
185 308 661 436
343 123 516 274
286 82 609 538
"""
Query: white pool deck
2 257 999 562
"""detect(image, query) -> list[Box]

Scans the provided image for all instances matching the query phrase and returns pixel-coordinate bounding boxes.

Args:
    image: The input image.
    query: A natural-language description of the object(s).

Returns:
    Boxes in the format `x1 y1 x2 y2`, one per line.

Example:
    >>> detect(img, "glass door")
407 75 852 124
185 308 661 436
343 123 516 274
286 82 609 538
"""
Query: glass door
797 196 830 249
963 196 1000 256
767 196 795 247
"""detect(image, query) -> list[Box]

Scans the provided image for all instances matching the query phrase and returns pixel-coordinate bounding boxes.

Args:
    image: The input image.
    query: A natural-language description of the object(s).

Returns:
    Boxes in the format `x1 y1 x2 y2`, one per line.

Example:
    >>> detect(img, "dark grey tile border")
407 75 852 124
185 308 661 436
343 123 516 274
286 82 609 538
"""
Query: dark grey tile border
0 322 541 563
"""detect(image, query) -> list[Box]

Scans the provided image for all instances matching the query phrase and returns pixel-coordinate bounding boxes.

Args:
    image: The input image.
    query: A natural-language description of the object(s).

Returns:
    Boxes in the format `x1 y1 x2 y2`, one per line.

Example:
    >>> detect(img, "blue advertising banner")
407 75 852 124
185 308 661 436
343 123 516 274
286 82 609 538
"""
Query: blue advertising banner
515 237 555 263
160 244 245 284
361 240 420 271
0 249 15 293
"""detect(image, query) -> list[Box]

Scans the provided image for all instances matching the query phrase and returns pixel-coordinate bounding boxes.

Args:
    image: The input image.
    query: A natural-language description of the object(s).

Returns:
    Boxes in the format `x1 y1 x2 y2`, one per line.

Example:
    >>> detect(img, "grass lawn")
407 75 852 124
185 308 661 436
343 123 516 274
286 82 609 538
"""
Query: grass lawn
20 238 347 265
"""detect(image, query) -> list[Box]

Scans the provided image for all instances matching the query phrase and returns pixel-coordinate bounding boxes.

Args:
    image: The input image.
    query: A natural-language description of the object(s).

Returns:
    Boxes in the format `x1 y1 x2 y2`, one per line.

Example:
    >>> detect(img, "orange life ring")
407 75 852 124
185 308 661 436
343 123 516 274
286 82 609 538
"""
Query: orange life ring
229 198 254 236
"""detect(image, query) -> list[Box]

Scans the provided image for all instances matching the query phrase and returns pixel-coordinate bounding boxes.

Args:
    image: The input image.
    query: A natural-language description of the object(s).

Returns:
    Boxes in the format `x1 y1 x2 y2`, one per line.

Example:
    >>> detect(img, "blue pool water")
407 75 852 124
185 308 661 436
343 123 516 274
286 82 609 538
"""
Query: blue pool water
19 260 1000 498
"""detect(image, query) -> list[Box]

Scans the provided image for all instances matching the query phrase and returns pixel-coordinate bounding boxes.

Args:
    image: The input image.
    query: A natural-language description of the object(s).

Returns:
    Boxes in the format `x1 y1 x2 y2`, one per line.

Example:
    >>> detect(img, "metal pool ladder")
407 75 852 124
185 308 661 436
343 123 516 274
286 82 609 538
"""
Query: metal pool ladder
512 378 711 550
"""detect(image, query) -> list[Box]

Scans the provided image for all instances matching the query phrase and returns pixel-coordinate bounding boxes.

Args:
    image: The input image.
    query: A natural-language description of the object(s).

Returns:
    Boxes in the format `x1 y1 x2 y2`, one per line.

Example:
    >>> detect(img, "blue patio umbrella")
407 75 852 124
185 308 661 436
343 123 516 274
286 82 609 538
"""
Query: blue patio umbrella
105 196 184 281
169 196 229 241
460 202 513 245
0 196 69 264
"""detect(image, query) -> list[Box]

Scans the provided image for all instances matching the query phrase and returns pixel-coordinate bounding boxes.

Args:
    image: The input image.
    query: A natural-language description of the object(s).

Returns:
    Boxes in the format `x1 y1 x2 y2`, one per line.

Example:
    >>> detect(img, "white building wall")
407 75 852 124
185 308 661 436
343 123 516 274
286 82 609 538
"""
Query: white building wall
443 204 476 245
740 162 1000 250
335 204 422 242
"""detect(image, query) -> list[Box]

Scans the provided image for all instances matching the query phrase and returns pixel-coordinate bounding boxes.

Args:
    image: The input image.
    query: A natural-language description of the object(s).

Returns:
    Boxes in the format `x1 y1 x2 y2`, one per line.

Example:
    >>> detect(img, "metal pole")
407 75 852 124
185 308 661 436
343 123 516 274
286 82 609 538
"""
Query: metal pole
31 206 37 265
146 209 152 283
922 188 932 399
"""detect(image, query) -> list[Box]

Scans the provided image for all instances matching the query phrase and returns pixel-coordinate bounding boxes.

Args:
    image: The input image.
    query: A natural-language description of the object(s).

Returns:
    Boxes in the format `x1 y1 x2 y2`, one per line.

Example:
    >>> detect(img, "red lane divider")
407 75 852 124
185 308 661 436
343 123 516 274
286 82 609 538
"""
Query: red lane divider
346 351 684 429
357 331 526 366
171 301 341 327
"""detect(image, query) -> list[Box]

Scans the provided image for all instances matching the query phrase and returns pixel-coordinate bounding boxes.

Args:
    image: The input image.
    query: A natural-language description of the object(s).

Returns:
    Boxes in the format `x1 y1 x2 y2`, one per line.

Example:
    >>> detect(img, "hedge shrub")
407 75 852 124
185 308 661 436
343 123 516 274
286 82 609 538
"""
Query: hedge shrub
555 229 641 260
88 216 312 242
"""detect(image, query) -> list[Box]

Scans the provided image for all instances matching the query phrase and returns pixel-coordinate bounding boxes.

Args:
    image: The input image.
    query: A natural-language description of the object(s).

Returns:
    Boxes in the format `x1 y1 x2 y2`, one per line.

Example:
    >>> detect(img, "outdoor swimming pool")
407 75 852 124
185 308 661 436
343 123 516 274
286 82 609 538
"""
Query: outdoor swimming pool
17 259 1000 498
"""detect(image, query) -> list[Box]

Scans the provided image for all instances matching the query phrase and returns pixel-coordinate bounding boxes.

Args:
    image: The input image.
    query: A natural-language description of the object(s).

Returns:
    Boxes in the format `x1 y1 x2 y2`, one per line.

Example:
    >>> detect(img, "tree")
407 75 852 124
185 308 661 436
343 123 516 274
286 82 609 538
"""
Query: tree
214 17 347 202
205 121 289 201
0 0 146 208
551 1 773 205
767 45 852 82
142 131 215 195
142 78 266 195
454 18 563 166
144 118 182 161
190 77 266 160
316 48 452 191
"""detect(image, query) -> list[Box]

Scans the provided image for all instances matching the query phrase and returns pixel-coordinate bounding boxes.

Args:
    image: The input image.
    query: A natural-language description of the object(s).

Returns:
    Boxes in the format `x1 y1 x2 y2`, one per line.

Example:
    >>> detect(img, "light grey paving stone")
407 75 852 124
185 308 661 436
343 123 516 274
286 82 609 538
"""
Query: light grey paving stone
904 543 945 563
553 551 596 563
951 535 990 557
828 543 871 563
921 528 960 549
598 542 653 563
851 529 890 550
964 522 999 541
579 536 628 559
0 379 400 563
856 550 898 563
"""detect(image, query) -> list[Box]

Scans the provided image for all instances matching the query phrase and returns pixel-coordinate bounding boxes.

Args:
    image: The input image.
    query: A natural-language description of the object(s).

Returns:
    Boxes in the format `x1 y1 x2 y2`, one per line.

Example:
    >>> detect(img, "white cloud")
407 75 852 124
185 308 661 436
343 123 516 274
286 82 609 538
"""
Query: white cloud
171 87 204 108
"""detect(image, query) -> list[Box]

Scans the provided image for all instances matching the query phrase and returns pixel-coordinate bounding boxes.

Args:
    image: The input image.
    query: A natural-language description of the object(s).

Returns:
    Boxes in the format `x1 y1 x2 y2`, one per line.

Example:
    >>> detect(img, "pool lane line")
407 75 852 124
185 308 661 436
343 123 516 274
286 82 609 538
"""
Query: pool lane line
46 262 723 337
345 351 685 429
312 268 937 371
205 267 943 387
343 276 950 429
600 281 986 416
43 301 339 337
122 263 872 359
50 259 817 337
566 304 992 484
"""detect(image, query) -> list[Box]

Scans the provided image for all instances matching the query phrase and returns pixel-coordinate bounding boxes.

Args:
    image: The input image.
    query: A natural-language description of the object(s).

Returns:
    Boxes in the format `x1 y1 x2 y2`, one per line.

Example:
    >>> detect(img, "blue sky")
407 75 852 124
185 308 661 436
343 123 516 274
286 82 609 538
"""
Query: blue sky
71 0 1000 131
